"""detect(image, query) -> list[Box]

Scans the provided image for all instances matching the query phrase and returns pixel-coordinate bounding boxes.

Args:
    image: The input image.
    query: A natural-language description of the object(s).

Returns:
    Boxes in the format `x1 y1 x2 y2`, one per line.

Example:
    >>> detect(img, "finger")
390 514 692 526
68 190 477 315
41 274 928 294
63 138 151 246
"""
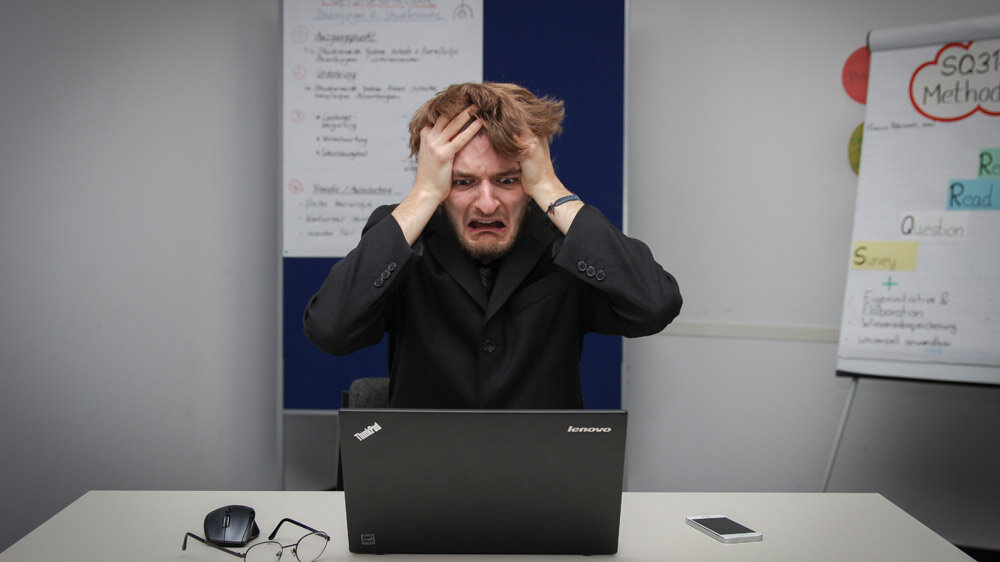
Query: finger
423 106 477 152
517 134 546 161
439 104 479 140
448 115 483 147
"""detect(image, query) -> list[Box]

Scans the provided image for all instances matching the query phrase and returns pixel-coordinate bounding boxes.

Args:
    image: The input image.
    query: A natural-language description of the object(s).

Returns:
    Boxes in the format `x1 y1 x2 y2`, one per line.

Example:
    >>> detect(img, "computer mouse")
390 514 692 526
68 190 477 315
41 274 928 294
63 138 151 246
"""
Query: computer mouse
203 504 260 547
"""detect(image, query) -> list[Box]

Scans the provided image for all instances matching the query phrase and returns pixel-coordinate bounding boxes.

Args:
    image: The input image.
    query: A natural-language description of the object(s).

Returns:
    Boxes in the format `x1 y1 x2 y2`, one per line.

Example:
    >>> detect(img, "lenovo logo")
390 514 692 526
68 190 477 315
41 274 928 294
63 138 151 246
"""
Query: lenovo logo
567 425 612 433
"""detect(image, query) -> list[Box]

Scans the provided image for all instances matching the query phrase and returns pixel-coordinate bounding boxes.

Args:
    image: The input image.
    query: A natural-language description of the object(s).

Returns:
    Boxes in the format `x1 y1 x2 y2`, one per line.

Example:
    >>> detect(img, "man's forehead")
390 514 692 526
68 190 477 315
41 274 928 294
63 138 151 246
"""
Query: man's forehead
452 135 520 174
452 164 521 177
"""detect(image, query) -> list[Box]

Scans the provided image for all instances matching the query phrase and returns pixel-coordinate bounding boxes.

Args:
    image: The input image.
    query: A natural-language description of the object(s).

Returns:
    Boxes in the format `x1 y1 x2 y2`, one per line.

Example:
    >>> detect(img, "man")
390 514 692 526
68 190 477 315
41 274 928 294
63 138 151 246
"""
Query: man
304 82 681 408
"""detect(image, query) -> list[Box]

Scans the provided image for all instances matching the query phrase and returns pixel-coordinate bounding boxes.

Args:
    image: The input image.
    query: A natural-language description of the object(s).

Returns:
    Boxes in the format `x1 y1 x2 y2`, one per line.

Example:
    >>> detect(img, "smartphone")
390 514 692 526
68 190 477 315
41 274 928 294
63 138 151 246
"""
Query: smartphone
685 515 762 543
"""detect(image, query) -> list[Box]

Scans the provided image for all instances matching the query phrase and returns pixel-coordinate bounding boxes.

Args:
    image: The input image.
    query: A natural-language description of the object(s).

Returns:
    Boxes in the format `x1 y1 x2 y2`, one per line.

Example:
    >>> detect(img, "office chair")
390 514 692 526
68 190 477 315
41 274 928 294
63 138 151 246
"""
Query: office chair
343 377 389 409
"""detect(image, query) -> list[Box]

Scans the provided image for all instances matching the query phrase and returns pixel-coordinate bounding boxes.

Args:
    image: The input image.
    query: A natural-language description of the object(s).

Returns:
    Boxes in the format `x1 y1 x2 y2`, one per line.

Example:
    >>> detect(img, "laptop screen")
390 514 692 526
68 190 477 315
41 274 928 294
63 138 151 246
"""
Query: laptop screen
338 409 628 554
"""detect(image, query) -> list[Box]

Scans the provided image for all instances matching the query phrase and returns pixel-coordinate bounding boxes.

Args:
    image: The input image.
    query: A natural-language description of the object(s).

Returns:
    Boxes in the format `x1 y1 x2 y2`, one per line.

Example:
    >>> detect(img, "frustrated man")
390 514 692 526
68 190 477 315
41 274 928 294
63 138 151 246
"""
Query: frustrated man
304 82 681 408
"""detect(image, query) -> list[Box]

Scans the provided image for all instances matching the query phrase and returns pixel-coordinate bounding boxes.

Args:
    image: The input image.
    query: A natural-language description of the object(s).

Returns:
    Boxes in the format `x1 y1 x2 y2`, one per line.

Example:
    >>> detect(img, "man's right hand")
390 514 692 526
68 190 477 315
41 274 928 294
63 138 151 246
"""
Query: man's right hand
392 105 482 245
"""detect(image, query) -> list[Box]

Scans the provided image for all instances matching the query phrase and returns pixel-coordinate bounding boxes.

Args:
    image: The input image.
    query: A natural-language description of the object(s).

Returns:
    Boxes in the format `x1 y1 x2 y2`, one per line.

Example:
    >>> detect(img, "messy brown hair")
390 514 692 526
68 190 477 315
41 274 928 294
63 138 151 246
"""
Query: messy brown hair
408 82 564 161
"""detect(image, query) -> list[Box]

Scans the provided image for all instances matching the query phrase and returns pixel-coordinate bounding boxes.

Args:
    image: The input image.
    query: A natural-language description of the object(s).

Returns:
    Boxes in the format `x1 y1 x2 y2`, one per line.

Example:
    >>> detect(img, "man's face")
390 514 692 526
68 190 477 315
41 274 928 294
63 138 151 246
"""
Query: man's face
444 134 529 263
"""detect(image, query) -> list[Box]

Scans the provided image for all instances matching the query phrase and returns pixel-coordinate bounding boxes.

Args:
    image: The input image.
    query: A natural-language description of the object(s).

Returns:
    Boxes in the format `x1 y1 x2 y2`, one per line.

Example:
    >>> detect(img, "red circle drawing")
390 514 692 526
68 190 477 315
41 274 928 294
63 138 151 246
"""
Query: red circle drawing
288 179 304 194
291 25 308 44
290 109 305 123
292 65 307 80
842 46 870 104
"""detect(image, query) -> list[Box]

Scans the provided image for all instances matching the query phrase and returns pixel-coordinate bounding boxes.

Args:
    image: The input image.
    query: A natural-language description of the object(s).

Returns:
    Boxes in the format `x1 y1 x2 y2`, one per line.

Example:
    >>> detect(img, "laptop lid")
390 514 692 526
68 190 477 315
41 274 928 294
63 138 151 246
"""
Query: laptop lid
338 409 627 555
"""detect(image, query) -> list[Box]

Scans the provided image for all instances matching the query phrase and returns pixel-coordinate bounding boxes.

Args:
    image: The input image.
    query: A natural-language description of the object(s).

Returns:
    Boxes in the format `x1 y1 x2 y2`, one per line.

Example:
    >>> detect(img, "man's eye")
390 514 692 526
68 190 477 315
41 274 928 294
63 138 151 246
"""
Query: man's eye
498 177 519 186
453 179 473 187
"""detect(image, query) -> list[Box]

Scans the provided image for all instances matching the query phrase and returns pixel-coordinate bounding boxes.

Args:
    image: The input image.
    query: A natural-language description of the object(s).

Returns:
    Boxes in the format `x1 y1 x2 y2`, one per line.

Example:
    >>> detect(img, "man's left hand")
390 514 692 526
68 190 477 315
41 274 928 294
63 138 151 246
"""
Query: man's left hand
519 135 583 234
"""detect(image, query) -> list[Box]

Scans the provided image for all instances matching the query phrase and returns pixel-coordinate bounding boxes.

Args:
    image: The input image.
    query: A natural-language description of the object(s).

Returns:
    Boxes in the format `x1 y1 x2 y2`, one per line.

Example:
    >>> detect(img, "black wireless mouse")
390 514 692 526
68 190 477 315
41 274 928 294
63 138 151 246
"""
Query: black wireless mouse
203 505 260 547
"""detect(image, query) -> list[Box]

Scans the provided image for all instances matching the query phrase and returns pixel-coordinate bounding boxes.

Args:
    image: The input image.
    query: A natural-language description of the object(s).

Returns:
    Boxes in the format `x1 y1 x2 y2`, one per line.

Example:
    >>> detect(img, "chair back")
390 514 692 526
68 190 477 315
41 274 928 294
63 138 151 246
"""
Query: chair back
345 377 389 408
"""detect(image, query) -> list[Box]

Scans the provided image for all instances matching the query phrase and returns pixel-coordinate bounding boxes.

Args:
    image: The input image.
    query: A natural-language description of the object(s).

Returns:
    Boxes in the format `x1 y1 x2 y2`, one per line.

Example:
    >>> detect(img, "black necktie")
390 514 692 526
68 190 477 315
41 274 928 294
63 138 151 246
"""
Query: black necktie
478 263 497 294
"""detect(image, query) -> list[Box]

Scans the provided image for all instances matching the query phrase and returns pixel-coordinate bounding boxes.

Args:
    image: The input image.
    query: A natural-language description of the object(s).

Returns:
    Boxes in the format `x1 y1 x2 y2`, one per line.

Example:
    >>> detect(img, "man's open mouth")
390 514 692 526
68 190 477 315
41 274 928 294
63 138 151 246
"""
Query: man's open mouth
468 219 506 233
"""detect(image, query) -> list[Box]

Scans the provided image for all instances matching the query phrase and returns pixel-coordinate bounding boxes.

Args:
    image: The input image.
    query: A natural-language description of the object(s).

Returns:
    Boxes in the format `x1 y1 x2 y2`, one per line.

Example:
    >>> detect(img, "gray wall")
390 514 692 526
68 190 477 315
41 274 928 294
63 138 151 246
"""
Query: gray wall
1 0 998 553
625 0 1000 551
0 0 282 550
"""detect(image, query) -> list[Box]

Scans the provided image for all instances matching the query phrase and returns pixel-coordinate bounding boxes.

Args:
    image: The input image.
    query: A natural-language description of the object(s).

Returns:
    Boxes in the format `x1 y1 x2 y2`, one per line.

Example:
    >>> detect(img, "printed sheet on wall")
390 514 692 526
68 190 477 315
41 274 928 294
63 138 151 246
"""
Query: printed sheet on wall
282 0 482 257
837 15 1000 385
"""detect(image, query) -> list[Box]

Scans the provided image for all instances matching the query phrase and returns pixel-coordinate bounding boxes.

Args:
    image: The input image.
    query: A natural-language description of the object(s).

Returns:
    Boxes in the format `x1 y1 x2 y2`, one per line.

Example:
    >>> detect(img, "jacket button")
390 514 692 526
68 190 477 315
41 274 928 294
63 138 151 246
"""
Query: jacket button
387 262 397 272
482 339 497 353
586 265 596 278
577 260 588 272
380 269 391 280
373 277 385 288
595 270 606 281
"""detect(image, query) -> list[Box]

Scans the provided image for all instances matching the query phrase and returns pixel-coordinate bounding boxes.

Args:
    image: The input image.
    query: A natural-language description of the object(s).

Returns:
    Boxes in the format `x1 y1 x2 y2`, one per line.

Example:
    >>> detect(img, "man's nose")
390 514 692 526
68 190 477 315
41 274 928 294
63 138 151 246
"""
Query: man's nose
473 183 500 214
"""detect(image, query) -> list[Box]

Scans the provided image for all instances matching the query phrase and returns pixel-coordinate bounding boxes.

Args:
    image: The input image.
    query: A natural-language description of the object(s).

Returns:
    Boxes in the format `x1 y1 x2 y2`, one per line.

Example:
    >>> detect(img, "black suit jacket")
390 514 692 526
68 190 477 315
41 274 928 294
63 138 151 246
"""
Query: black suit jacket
304 202 681 408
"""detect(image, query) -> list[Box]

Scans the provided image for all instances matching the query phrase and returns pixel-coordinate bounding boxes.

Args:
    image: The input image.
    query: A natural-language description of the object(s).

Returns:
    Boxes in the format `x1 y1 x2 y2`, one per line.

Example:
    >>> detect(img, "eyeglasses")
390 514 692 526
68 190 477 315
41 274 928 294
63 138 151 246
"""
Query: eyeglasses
183 518 329 562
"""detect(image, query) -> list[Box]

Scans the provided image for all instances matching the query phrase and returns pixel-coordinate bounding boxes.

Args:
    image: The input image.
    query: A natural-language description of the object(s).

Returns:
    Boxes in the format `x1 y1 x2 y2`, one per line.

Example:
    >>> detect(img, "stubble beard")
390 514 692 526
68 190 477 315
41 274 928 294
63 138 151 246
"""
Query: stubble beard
448 213 521 263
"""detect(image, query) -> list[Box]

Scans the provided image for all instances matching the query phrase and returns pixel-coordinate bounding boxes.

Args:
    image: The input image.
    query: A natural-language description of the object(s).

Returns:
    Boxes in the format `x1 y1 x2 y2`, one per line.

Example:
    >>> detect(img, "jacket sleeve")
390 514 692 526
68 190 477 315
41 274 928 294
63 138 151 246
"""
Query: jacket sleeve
553 205 682 337
303 205 418 355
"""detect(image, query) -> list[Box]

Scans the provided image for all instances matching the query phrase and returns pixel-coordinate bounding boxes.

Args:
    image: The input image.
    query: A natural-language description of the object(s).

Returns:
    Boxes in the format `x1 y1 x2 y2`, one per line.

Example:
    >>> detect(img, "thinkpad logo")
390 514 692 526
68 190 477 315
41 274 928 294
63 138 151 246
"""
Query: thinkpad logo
567 425 612 433
354 422 382 441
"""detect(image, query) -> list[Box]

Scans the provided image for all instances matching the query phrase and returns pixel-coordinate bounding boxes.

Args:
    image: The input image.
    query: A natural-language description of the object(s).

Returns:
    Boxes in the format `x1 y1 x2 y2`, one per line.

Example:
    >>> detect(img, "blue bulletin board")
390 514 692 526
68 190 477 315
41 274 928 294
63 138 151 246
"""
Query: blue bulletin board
282 0 626 410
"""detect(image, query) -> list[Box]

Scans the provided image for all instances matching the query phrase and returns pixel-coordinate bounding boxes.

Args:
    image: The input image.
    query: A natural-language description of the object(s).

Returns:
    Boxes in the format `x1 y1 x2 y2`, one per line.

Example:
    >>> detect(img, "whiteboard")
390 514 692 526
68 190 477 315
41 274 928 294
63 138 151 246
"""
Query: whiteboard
837 15 1000 385
281 0 628 410
282 0 482 257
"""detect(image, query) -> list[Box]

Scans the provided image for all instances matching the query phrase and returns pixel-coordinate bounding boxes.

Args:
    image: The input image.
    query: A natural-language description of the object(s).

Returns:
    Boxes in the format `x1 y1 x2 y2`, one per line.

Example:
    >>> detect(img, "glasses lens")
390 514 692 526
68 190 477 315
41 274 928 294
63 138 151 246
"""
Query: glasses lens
245 541 283 562
294 532 329 562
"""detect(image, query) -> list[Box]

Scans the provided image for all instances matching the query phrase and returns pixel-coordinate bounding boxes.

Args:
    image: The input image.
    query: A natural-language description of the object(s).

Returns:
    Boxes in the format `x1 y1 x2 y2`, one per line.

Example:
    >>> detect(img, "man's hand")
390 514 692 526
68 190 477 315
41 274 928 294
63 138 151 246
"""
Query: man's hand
413 105 483 203
392 106 482 245
519 134 582 235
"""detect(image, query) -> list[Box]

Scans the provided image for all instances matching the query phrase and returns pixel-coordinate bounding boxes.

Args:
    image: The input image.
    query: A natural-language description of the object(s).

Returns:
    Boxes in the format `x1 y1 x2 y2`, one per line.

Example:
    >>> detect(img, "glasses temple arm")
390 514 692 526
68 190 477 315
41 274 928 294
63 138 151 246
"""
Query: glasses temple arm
267 518 322 540
182 532 247 559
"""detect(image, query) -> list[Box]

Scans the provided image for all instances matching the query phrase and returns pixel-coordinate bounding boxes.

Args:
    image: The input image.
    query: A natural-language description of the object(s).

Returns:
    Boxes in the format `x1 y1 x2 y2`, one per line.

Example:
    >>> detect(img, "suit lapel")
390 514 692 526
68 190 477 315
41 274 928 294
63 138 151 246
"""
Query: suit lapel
485 205 555 321
425 211 489 310
425 204 556 317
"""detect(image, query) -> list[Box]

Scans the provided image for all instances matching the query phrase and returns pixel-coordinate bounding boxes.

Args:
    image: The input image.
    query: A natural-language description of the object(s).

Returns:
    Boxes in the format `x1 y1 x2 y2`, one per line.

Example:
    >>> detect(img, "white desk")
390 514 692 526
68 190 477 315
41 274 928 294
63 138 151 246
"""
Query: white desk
0 491 972 561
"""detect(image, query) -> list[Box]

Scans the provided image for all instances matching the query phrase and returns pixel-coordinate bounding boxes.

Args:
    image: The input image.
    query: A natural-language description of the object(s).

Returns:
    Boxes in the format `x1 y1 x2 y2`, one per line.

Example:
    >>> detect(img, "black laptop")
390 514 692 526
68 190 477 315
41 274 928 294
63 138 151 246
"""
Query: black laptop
337 408 628 555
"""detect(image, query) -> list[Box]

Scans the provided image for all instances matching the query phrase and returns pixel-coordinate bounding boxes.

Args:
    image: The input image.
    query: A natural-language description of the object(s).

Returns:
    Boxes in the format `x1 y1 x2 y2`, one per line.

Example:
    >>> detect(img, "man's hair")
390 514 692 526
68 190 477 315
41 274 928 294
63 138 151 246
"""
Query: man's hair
408 82 564 161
